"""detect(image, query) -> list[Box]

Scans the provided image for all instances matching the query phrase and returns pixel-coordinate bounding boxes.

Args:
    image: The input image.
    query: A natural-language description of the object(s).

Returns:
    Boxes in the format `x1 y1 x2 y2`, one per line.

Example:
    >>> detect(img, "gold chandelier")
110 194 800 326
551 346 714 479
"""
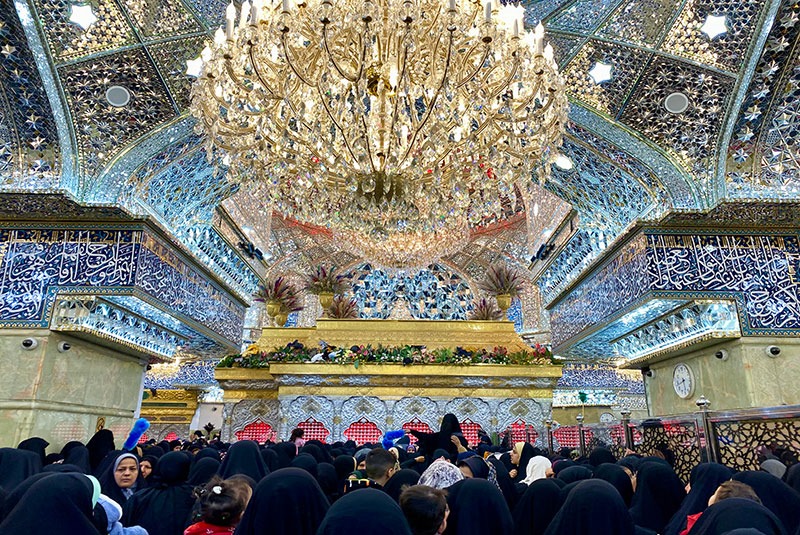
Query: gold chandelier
191 0 567 255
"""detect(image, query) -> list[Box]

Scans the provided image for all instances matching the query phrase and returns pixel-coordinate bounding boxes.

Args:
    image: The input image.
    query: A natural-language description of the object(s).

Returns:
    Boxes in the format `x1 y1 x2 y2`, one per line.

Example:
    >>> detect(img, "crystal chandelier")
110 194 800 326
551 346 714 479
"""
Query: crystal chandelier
191 0 567 245
334 219 470 270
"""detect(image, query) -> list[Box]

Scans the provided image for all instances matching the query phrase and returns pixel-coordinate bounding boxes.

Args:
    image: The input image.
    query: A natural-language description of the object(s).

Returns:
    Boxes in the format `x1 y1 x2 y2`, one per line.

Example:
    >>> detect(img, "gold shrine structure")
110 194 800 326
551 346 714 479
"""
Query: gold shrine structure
214 319 561 445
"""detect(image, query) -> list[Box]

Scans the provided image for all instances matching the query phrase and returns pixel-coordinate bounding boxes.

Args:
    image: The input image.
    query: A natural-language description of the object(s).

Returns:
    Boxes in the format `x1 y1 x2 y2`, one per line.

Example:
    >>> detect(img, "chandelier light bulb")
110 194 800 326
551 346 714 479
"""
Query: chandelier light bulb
191 0 568 268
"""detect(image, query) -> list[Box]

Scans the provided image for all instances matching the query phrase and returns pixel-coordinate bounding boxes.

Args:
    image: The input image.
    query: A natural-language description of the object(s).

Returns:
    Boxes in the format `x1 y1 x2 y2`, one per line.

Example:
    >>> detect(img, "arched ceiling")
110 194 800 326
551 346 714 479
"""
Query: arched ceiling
1 0 799 319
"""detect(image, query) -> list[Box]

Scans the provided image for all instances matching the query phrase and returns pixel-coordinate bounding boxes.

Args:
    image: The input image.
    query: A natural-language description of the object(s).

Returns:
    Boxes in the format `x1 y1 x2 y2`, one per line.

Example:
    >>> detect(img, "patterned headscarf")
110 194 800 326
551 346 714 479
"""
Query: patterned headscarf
418 459 464 489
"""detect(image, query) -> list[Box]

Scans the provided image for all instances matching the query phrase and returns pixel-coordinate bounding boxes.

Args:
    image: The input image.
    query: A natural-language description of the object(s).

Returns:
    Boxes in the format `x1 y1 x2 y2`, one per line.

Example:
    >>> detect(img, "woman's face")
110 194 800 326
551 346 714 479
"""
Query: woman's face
459 465 474 478
115 458 139 488
510 448 520 465
140 460 153 479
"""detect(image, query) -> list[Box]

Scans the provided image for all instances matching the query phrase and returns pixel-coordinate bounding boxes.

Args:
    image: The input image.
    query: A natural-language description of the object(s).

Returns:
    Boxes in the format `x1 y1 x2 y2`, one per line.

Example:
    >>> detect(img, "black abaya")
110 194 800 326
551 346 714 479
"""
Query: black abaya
187 457 221 486
260 447 280 472
316 487 411 535
685 498 786 535
557 465 594 484
236 467 330 535
593 463 634 505
513 478 563 535
589 447 617 467
17 437 49 466
663 463 734 535
543 479 636 535
333 455 357 481
486 455 519 509
63 444 92 474
445 478 514 535
732 471 800 533
0 447 41 491
629 461 686 533
383 468 421 503
0 472 100 535
86 429 116 474
122 451 195 535
272 441 298 468
316 462 341 502
218 440 269 482
291 452 319 478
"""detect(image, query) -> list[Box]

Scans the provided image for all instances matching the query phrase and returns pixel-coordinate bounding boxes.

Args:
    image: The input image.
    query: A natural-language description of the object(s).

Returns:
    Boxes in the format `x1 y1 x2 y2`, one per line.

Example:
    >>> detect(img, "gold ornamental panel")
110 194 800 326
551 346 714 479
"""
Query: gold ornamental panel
256 319 532 352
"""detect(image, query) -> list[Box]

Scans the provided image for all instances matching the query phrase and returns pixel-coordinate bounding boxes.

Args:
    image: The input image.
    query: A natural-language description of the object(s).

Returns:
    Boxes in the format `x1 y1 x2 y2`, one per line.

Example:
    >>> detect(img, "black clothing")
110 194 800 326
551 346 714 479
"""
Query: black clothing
445 478 514 535
629 461 686 533
0 447 41 491
273 441 298 468
194 448 221 462
732 471 800 533
218 440 269 482
291 452 319 478
593 463 634 505
383 469 421 503
123 451 195 535
316 462 341 502
317 488 411 535
236 467 330 535
685 498 786 535
589 447 617 467
486 455 519 509
513 478 562 535
557 465 594 484
86 429 116 474
260 448 280 472
187 457 220 487
0 473 100 535
17 437 49 466
333 455 357 481
543 479 636 535
512 443 536 484
664 463 734 535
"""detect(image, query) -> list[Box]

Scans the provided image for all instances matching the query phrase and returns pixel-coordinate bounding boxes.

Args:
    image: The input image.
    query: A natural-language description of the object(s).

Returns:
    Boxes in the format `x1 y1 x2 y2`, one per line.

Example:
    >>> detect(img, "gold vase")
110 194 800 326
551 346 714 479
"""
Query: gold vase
266 300 281 317
496 293 512 312
318 292 334 315
275 312 289 327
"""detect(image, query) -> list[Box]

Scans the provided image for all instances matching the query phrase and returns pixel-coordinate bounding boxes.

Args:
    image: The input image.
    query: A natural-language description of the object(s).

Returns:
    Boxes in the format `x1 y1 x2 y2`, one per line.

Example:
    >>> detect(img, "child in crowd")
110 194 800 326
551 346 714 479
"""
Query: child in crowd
184 476 253 535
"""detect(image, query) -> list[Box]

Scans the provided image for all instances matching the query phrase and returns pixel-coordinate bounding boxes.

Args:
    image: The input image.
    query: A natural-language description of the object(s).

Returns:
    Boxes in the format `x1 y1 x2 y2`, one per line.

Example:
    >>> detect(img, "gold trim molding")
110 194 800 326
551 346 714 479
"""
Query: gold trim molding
257 319 532 352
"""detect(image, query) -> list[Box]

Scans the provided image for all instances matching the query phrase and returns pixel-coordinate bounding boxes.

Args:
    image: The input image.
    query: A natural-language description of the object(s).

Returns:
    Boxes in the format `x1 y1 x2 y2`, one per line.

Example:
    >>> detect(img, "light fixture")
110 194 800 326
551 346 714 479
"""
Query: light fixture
105 85 131 107
588 61 613 84
185 56 204 78
664 92 689 114
334 221 470 270
700 14 727 39
190 0 568 267
68 4 98 31
554 153 573 170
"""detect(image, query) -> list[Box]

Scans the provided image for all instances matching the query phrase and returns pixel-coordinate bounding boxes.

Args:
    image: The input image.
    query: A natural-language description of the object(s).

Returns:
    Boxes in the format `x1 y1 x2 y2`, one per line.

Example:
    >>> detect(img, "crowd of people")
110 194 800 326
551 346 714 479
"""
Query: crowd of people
1 414 799 535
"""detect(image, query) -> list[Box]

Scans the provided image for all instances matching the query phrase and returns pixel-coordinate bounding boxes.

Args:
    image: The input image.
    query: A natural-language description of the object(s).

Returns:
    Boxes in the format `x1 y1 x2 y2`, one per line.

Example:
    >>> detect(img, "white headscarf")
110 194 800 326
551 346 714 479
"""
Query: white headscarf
521 455 551 485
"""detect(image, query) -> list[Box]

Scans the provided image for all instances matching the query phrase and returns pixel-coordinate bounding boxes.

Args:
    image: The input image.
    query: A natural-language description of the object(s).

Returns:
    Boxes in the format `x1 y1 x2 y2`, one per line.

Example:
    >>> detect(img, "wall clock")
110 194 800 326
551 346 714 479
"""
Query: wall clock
672 363 695 399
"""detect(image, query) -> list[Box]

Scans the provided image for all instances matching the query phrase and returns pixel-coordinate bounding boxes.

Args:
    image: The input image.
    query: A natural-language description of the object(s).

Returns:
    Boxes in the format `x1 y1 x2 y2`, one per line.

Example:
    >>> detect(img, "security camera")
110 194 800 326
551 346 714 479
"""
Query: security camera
766 345 781 357
643 368 655 378
21 338 38 350
714 349 729 361
57 341 71 352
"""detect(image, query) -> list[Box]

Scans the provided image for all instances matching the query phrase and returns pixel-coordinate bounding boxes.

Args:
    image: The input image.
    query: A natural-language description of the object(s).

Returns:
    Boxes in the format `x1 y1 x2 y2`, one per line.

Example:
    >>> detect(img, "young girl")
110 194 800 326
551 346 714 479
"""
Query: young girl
184 476 252 535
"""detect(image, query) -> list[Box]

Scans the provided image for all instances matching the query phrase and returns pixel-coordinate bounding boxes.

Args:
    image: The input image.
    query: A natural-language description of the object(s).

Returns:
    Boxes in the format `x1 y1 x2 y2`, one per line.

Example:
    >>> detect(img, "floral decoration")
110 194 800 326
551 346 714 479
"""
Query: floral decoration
217 341 555 368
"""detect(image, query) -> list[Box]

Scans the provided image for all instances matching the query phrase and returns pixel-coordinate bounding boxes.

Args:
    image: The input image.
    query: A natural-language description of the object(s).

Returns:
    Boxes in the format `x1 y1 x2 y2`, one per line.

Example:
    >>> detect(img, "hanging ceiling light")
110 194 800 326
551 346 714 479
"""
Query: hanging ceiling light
191 0 567 264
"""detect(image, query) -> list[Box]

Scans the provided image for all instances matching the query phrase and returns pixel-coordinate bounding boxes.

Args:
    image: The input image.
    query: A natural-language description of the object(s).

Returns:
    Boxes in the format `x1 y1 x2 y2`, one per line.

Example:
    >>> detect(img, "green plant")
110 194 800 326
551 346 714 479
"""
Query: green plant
217 343 557 368
329 295 359 318
468 297 503 320
254 277 303 312
478 263 523 297
304 266 347 295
